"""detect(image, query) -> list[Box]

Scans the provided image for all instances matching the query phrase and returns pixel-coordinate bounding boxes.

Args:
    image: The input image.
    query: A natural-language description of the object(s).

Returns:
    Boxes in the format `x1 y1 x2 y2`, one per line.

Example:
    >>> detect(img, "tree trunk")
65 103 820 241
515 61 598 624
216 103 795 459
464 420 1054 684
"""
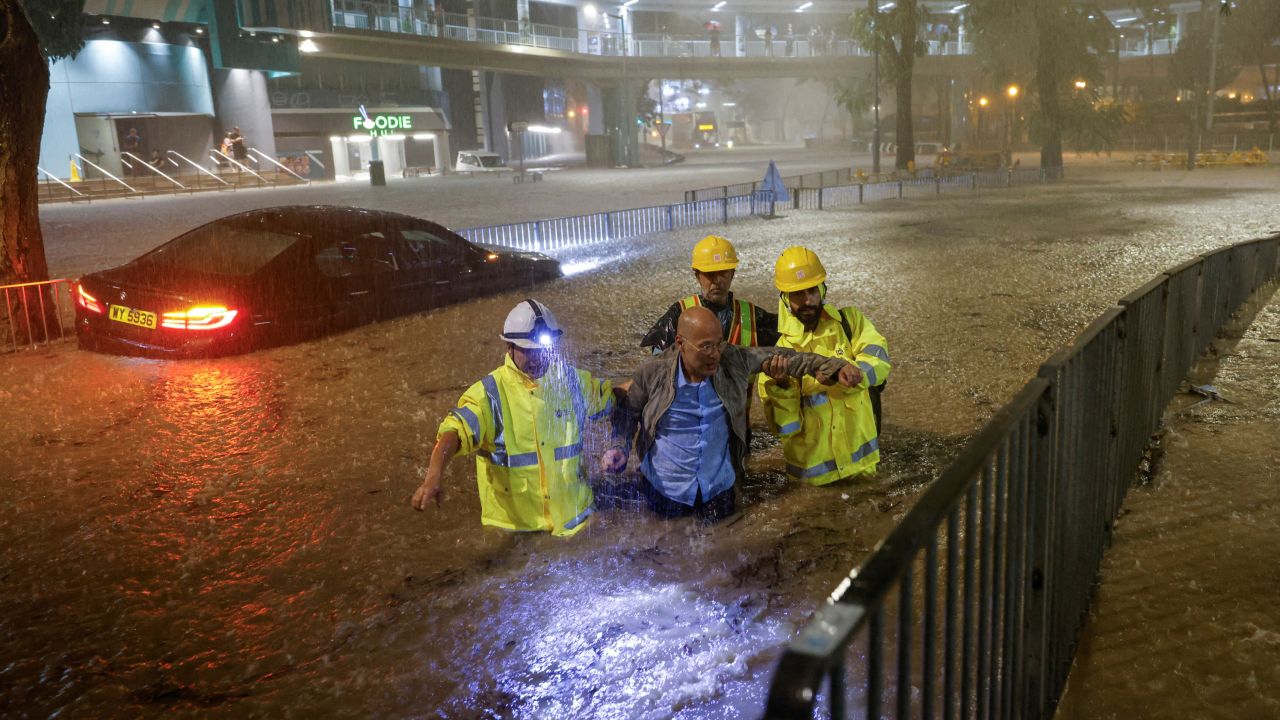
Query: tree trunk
1259 61 1276 135
0 0 58 345
894 71 914 170
1034 8 1064 169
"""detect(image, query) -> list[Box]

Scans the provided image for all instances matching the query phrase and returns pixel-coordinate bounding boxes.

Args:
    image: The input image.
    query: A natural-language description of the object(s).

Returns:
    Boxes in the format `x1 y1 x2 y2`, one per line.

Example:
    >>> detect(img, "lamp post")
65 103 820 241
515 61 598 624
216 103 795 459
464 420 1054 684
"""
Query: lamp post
977 95 989 148
869 0 881 174
1005 84 1019 167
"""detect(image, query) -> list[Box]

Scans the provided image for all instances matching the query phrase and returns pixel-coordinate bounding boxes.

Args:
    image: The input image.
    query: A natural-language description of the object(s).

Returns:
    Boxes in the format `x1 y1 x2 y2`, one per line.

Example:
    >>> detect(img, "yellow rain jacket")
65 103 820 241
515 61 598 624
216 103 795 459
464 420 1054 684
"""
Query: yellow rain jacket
438 354 614 536
759 302 890 485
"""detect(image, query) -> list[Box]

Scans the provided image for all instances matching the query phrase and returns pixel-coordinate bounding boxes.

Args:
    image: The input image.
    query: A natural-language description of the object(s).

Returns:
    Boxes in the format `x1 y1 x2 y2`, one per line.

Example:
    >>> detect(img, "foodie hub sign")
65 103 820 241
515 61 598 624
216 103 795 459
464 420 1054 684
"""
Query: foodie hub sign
352 110 413 136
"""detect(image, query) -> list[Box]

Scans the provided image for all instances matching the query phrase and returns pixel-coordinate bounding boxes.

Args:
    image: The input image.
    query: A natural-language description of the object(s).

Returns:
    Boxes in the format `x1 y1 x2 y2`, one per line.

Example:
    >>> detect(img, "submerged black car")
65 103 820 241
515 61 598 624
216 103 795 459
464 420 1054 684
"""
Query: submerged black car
75 206 561 357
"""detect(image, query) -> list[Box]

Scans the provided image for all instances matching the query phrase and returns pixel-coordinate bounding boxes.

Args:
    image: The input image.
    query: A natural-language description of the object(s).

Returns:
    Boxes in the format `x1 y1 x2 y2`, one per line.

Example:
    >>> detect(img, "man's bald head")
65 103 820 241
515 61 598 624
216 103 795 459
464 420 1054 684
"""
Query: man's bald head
675 306 725 381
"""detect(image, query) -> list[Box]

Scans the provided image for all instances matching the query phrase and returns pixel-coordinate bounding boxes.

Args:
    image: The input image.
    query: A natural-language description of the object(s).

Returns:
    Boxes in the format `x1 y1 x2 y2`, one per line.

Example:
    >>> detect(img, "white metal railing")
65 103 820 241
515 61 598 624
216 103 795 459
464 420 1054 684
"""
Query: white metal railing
121 151 187 191
73 153 137 194
210 149 271 185
249 147 310 183
36 166 86 198
167 150 233 187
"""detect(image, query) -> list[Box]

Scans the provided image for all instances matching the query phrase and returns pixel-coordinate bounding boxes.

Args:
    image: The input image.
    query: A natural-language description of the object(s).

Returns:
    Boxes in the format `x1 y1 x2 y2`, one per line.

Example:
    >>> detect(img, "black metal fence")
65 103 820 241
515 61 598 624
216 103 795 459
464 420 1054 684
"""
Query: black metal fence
764 233 1280 719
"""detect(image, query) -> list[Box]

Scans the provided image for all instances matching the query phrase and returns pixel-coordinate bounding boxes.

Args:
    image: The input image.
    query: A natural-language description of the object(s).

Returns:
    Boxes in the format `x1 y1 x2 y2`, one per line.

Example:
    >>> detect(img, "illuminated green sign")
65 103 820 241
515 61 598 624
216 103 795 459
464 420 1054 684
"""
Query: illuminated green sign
352 113 413 136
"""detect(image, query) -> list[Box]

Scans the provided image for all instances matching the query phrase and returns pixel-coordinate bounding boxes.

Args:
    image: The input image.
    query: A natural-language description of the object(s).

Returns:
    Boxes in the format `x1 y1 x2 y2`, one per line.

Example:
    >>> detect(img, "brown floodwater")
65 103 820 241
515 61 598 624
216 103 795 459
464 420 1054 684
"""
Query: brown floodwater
3 167 1280 718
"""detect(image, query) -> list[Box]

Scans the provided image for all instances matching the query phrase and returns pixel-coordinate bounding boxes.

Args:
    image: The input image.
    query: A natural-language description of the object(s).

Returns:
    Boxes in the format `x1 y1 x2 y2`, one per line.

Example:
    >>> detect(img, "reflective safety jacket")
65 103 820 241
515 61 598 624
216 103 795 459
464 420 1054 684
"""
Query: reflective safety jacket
680 295 758 346
639 292 780 351
438 354 614 536
758 302 890 486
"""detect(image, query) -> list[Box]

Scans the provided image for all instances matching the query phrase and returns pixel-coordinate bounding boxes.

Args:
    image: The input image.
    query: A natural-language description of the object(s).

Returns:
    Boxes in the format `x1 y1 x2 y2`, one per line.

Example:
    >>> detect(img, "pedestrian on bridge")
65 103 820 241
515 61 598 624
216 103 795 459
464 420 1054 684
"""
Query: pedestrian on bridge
758 247 890 486
412 300 623 536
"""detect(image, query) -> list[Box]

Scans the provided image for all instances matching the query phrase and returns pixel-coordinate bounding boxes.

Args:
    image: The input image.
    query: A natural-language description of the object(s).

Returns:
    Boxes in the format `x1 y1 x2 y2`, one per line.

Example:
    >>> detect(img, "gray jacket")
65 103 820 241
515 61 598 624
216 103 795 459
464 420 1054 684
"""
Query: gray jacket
621 345 851 479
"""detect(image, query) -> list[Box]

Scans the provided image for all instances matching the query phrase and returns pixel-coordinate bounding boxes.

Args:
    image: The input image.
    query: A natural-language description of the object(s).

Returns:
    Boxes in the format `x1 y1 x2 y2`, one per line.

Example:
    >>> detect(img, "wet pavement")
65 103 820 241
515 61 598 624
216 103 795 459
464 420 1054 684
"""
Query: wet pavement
1056 288 1280 720
4 164 1280 717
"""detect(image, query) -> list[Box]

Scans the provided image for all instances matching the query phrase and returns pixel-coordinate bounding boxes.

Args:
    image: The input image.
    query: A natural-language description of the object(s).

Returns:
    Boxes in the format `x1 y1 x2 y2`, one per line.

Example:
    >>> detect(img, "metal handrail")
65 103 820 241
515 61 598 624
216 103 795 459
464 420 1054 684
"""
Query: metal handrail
209 149 271 185
763 233 1280 718
36 166 86 197
166 150 232 186
73 153 137 194
248 147 309 183
121 151 186 190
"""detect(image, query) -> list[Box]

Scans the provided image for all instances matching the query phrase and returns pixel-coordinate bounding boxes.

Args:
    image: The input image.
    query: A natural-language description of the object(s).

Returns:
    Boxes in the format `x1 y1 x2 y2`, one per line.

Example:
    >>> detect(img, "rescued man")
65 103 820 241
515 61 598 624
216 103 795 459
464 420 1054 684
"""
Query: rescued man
640 235 780 352
611 305 860 521
758 247 891 486
412 300 621 536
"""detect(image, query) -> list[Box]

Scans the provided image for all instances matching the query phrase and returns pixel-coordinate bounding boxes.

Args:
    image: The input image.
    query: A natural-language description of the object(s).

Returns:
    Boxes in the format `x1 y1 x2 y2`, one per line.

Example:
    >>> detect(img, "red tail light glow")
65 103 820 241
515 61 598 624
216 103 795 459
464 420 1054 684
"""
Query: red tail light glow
76 283 103 314
161 306 238 331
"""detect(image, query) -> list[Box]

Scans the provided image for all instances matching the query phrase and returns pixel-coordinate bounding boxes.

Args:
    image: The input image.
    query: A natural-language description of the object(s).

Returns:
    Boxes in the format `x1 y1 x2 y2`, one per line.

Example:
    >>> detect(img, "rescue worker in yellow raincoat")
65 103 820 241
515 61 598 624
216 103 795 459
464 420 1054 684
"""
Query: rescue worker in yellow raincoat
412 300 622 536
641 235 780 352
758 247 891 485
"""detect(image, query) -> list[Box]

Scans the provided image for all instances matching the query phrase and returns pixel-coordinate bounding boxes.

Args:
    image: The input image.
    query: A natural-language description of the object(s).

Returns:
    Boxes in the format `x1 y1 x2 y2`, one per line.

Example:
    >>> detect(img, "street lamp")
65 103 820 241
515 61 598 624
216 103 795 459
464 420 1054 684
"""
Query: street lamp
1074 79 1087 90
1005 84 1019 167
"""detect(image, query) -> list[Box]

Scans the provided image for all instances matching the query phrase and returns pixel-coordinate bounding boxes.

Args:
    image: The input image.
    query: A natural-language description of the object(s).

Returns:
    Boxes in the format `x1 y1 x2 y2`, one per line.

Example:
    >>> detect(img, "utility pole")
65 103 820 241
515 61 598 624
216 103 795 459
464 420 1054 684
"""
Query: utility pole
1204 0 1221 131
870 0 881 174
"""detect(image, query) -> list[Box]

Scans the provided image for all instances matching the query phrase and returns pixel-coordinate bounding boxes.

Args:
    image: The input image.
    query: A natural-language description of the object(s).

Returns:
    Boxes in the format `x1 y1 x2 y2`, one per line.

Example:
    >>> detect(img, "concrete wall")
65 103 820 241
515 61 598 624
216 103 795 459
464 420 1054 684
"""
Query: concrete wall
212 69 277 157
40 38 216 177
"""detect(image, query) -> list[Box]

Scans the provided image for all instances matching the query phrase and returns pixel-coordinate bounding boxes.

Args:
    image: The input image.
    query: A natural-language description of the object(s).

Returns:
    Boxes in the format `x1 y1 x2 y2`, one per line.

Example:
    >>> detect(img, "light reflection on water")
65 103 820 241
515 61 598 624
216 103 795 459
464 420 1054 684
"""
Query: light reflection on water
4 171 1280 717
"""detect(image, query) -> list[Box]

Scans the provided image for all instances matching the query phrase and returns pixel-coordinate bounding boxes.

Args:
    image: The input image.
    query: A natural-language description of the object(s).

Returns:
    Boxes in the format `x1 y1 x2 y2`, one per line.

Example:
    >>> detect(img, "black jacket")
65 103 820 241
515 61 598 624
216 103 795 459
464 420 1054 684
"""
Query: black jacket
640 292 780 351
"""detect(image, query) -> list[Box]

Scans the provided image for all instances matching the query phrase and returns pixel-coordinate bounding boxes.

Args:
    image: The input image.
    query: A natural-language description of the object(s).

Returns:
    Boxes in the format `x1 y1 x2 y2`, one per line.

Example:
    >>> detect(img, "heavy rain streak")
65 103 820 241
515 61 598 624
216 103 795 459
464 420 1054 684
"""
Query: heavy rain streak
5 164 1280 717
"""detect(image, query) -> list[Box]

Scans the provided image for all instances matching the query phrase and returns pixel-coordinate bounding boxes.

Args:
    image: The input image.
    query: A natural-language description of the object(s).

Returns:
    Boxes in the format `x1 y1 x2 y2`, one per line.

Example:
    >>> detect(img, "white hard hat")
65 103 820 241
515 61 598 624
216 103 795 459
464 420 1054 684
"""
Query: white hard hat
501 299 563 349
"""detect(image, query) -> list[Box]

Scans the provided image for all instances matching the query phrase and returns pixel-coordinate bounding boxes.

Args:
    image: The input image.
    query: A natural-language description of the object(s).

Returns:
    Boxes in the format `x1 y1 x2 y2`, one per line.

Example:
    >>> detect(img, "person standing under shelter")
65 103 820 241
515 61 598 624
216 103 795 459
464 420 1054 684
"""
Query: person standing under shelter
121 127 142 175
641 235 779 353
759 247 891 486
615 306 859 521
229 126 248 161
412 300 621 536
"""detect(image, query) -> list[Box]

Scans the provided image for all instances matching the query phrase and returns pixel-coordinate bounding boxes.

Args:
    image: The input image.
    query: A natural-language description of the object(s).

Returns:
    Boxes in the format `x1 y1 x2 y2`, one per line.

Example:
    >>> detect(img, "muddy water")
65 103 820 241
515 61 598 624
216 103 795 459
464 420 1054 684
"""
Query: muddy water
3 168 1280 717
1055 294 1280 720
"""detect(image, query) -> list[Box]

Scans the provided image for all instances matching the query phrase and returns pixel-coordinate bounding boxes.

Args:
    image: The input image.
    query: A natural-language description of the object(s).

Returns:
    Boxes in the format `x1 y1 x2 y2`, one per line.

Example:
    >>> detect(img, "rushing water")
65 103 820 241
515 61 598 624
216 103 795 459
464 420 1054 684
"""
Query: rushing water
3 167 1280 717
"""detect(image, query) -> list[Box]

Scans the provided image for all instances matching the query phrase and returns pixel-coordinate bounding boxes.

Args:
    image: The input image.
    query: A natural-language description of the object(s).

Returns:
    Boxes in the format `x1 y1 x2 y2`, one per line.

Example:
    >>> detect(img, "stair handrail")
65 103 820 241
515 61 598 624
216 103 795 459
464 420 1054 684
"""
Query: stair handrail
73 153 137 193
209 149 271 185
248 147 309 183
121 151 187 190
166 150 232 186
36 166 86 197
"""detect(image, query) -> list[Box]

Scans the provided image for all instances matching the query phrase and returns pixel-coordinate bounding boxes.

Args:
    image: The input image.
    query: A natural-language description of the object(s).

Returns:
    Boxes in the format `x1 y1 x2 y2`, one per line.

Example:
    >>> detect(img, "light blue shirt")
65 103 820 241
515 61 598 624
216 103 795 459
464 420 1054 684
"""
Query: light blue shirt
641 359 735 506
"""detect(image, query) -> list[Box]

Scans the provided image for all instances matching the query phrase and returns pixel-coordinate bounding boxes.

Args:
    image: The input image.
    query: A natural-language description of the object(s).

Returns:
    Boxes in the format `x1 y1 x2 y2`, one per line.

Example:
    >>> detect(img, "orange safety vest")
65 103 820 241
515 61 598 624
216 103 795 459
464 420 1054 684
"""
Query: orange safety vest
680 295 758 346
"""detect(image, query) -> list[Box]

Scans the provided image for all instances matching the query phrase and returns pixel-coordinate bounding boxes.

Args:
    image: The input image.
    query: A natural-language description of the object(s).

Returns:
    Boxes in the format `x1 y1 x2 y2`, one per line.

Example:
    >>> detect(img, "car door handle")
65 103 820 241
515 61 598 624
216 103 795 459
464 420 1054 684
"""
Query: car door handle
434 280 450 285
349 290 371 296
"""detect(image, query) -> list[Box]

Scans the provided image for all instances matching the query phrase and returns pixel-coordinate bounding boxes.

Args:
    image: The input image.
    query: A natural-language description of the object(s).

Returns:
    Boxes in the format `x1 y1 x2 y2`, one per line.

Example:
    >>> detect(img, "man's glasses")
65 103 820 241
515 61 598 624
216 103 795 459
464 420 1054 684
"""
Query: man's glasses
691 339 726 356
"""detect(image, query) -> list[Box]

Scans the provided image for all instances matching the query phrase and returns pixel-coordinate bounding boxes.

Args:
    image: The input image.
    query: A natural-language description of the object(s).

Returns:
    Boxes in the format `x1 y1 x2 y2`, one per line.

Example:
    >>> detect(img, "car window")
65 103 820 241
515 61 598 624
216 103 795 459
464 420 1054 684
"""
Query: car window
399 228 473 269
478 155 504 168
459 154 474 165
136 223 299 276
314 232 399 278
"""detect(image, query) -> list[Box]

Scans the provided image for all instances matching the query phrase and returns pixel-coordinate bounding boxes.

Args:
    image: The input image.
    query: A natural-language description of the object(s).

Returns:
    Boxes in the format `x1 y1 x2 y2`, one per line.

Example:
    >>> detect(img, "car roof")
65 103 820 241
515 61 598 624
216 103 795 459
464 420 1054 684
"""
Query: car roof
215 206 445 233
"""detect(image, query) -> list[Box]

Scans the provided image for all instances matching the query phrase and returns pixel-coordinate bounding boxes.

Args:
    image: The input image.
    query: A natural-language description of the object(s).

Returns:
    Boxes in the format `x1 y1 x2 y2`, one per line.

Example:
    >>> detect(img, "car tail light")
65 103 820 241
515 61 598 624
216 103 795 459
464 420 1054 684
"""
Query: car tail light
161 306 238 331
76 283 103 314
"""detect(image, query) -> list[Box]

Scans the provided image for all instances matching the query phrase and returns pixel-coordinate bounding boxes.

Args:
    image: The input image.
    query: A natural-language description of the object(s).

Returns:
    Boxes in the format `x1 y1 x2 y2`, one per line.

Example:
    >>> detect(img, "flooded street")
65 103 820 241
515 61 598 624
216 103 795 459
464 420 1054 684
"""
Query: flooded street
1056 293 1280 720
4 166 1280 717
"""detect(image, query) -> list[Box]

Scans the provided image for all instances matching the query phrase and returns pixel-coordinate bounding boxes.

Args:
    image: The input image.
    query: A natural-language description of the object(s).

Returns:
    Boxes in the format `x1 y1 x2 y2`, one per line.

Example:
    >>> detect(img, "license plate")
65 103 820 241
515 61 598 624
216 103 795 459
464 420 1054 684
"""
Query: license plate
108 304 158 330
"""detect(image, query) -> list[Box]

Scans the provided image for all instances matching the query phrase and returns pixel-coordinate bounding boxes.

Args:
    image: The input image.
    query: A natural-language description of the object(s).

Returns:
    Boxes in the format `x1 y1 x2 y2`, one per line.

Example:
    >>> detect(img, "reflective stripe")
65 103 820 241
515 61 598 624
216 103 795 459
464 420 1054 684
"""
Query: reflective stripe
506 451 540 468
588 395 612 421
779 421 801 435
733 299 756 346
481 374 505 453
862 344 890 363
857 361 878 388
553 442 583 461
850 437 879 463
802 392 830 408
563 506 593 531
786 459 838 479
450 407 481 443
680 295 701 309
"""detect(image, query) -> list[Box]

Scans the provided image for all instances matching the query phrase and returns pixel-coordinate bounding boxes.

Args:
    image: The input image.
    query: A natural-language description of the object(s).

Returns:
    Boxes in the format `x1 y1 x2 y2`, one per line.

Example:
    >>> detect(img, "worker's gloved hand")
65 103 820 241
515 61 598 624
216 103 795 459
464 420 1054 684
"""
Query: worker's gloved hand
600 448 628 474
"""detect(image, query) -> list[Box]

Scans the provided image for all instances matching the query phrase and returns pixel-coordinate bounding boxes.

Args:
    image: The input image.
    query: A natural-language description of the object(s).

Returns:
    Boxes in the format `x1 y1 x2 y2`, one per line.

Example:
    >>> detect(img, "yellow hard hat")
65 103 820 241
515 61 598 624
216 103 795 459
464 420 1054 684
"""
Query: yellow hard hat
774 246 827 292
691 235 739 272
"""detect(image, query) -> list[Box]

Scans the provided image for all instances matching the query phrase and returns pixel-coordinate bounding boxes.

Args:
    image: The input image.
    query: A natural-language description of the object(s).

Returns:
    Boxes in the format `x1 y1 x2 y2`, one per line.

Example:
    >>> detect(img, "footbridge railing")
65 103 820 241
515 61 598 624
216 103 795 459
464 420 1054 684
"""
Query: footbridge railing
764 233 1280 719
